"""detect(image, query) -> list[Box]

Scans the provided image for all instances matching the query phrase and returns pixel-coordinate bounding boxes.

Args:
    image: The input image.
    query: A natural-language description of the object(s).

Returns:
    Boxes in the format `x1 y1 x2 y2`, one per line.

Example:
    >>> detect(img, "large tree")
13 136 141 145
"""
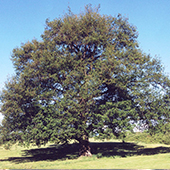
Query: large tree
1 5 170 156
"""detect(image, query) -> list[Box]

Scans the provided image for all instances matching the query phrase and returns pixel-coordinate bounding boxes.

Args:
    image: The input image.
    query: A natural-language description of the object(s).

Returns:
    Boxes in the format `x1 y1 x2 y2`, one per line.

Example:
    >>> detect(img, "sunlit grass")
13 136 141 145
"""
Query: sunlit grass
0 139 170 169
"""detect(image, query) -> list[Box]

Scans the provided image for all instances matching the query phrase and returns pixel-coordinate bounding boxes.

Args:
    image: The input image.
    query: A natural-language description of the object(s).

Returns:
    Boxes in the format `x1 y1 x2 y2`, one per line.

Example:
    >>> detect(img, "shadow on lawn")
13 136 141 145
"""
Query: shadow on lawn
1 141 170 163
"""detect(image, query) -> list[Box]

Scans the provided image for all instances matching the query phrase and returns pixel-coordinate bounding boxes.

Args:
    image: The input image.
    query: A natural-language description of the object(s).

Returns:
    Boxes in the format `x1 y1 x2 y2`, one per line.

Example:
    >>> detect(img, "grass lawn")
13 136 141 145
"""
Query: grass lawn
0 139 170 169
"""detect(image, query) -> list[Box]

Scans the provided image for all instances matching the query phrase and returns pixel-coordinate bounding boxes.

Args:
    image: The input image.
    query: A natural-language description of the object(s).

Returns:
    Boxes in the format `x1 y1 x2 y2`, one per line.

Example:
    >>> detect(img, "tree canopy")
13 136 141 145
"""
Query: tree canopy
1 5 170 156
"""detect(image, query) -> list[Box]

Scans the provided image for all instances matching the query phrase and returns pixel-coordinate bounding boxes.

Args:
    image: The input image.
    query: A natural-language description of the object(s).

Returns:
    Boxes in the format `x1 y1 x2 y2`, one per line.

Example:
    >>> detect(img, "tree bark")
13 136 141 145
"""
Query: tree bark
79 136 92 156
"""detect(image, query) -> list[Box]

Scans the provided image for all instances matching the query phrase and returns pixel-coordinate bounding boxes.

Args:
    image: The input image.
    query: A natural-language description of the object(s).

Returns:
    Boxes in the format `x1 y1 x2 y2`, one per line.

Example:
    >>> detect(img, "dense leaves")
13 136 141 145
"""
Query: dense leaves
1 5 170 155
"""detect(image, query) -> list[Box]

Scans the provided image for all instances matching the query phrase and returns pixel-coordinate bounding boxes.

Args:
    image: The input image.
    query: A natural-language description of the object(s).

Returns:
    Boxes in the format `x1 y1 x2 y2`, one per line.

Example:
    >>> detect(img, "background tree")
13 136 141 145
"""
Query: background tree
1 5 170 156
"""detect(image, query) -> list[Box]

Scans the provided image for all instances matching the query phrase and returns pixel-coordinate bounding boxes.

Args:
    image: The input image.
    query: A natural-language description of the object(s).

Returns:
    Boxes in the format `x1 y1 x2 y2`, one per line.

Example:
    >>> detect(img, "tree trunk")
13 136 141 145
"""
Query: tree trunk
79 136 92 156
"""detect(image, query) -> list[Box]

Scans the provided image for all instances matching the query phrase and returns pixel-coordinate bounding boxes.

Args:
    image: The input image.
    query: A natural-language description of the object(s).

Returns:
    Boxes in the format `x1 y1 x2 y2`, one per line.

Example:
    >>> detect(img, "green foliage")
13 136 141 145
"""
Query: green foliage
96 153 103 158
0 4 170 152
125 130 170 145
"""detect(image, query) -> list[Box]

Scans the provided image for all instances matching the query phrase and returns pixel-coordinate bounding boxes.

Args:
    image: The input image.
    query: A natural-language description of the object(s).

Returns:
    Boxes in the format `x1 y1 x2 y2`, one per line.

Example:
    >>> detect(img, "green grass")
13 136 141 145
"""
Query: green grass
0 138 170 169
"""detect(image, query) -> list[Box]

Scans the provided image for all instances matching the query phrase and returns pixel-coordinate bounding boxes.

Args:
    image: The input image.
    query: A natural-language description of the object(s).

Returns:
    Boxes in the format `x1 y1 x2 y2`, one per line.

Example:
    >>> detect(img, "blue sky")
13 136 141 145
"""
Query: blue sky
0 0 170 121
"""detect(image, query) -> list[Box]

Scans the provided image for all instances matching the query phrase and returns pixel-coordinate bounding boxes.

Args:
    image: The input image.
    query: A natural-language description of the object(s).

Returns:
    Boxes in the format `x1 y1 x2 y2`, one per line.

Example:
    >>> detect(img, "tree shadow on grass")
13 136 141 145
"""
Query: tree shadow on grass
1 141 170 163
0 143 80 164
90 142 170 158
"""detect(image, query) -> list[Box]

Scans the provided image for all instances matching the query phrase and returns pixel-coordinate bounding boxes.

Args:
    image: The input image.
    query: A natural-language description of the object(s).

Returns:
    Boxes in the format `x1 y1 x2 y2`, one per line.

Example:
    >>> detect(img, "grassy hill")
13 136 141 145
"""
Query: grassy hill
0 138 170 169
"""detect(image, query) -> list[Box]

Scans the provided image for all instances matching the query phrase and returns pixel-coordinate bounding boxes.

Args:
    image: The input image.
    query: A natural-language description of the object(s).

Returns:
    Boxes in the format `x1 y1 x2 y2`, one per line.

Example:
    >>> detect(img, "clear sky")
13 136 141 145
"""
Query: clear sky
0 0 170 122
